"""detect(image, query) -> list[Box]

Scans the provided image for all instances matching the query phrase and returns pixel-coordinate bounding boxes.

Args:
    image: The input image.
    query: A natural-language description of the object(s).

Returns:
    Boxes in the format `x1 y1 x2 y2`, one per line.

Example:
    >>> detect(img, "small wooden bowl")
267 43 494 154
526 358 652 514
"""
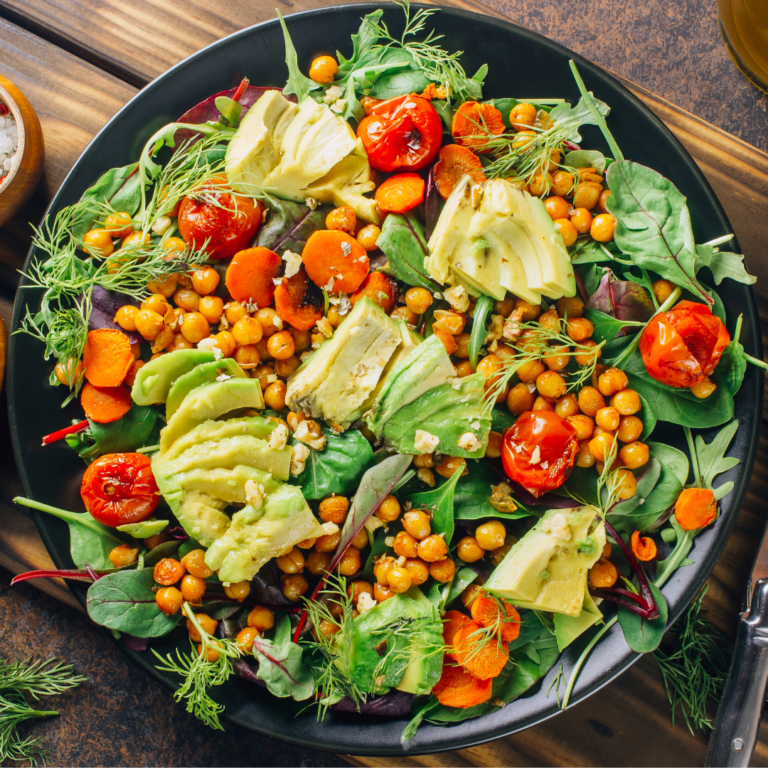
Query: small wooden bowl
0 75 44 228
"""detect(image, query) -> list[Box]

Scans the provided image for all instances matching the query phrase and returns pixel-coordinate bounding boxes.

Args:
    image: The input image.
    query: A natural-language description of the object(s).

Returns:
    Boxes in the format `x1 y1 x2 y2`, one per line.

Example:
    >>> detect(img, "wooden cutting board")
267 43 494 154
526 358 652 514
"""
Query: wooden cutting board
1 1 768 764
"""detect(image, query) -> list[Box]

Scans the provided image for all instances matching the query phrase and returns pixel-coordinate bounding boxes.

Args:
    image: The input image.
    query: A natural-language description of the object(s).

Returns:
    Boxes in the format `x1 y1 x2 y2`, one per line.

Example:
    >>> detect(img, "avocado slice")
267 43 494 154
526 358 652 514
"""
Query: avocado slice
131 349 215 405
164 416 277 460
304 153 378 224
553 588 603 651
426 175 474 284
285 297 402 429
166 358 248 420
485 507 605 617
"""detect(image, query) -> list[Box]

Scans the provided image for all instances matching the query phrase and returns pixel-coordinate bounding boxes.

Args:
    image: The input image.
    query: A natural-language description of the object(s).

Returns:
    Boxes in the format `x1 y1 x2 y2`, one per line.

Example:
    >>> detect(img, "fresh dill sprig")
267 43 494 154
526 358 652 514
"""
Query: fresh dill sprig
152 604 241 731
0 657 86 766
652 586 732 734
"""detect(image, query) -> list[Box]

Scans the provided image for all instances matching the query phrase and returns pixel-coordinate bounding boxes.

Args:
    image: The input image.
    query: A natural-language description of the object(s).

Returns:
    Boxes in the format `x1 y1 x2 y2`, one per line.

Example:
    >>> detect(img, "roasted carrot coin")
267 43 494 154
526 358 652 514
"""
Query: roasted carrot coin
470 593 521 643
350 271 399 313
442 610 472 661
302 230 369 294
374 173 425 214
225 247 282 308
81 382 132 423
433 145 487 199
451 101 505 153
274 268 323 331
453 620 509 680
674 487 718 531
433 660 493 708
631 530 657 561
82 329 133 387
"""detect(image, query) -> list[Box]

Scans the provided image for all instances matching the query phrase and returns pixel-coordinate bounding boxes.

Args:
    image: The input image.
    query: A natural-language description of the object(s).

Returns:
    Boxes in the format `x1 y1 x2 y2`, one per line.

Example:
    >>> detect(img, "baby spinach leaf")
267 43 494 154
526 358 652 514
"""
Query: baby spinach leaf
144 540 181 566
694 420 739 500
445 566 478 608
584 308 643 344
453 461 528 520
634 442 690 526
491 97 518 127
695 243 755 287
617 582 668 653
252 614 315 701
406 470 462 544
491 409 514 433
256 196 332 255
506 611 548 652
117 518 169 538
368 56 430 99
377 213 441 292
67 406 160 461
562 466 599 506
74 162 142 238
717 339 748 396
564 149 607 173
87 568 178 638
571 240 615 265
638 393 657 440
293 428 375 500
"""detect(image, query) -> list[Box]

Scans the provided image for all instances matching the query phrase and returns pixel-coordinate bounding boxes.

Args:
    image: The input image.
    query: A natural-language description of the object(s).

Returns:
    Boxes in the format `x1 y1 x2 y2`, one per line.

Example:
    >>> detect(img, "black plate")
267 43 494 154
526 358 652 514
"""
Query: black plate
7 3 764 756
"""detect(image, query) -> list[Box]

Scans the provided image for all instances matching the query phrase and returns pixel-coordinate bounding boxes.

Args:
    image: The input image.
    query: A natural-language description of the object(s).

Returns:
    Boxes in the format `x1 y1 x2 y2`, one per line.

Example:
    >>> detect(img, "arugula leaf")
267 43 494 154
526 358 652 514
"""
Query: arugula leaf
293 428 375 500
618 581 668 653
336 10 384 78
694 420 739 500
564 149 607 173
66 405 159 461
655 517 697 587
406 469 462 543
252 614 314 701
277 10 323 103
256 196 332 255
695 243 755 286
376 212 441 292
87 569 178 638
549 94 610 143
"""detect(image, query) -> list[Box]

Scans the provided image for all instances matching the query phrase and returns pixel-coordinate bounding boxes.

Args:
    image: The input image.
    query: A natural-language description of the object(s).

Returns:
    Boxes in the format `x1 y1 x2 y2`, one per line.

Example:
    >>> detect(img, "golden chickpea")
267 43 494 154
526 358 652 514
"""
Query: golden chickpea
244 606 274 633
192 266 220 296
510 102 536 128
347 581 374 605
570 207 593 234
573 181 603 209
515 299 542 321
611 388 642 415
275 355 299 378
485 430 503 459
375 495 401 522
403 558 429 586
616 415 643 443
122 231 152 250
566 317 594 342
494 297 516 318
256 307 282 337
180 573 207 602
338 546 361 577
536 370 567 401
455 361 475 378
54 358 83 387
276 547 305 574
235 626 259 653
315 529 342 553
155 587 183 616
356 224 381 251
555 394 580 419
512 129 536 151
433 310 466 335
475 520 506 550
163 307 184 332
489 540 515 567
108 544 139 568
596 188 612 214
234 345 261 369
124 359 145 387
418 535 449 563
387 566 413 593
186 613 217 643
394 531 420 559
319 496 350 525
282 574 309 602
252 364 275 390
264 380 287 410
309 54 339 84
168 335 194 352
326 307 344 328
305 550 332 576
173 287 200 312
430 558 456 583
402 509 431 540
162 236 186 257
552 170 575 198
326 206 356 234
529 170 553 196
577 441 597 467
557 297 585 319
554 219 578 247
296 536 317 550
390 306 418 326
224 581 250 601
591 213 616 243
589 559 618 589
619 441 650 469
653 279 675 305
104 212 134 239
83 229 115 259
435 456 467 478
180 549 213 579
457 536 484 563
214 331 237 358
574 339 601 366
135 309 165 341
453 332 471 359
374 583 395 602
267 330 295 360
180 312 210 343
224 301 248 325
578 386 606 417
233 317 264 346
588 431 615 463
539 308 560 331
517 359 546 384
533 396 554 412
614 468 637 500
374 555 396 584
291 327 311 353
115 305 139 331
151 325 174 353
404 287 433 315
352 528 369 550
506 384 535 415
544 196 570 221
413 453 435 468
199 295 224 324
477 354 502 382
595 406 621 432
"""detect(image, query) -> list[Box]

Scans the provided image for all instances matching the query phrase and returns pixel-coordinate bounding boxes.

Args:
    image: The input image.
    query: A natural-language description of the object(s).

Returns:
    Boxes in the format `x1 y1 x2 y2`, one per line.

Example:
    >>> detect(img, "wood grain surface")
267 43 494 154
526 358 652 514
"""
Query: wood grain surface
1 0 768 764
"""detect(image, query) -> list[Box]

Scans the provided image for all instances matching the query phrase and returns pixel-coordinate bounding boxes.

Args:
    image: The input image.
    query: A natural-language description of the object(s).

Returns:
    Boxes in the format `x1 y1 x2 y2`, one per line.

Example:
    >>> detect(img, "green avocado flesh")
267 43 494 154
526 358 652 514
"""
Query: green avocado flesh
166 358 247 420
131 349 215 405
553 588 603 651
426 176 576 302
348 589 443 695
152 373 322 582
485 507 605 617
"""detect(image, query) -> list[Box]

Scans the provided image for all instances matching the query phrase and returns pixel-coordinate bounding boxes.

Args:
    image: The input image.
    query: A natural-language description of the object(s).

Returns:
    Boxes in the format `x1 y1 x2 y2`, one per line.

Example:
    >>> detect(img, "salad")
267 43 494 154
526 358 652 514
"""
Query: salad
12 1 764 742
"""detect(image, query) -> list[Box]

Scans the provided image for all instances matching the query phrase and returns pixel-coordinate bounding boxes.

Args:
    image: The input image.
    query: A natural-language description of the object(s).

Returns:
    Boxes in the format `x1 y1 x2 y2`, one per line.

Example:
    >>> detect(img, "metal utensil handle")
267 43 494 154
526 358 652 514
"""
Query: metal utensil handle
705 579 768 767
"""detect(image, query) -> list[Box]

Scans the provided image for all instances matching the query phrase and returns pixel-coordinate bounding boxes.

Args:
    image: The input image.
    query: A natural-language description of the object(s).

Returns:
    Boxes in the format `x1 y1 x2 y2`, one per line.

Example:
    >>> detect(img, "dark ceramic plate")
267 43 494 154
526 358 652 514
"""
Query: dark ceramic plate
7 3 764 756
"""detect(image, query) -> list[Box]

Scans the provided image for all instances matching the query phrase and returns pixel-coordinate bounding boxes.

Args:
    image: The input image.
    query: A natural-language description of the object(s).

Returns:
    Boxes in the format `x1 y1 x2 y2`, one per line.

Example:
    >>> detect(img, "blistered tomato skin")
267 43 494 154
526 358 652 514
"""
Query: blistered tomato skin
356 94 443 172
501 411 579 498
178 176 262 260
639 300 730 388
81 453 159 527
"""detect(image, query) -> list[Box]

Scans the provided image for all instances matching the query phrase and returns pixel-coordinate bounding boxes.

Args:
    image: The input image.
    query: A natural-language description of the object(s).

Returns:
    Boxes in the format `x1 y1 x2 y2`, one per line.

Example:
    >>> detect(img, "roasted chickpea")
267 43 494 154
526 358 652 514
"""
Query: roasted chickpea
135 309 164 341
566 317 594 342
142 295 169 316
619 441 650 469
494 297 515 318
282 574 309 602
653 279 675 305
224 301 248 325
552 170 575 198
181 549 214 579
374 583 395 602
173 287 200 312
577 441 597 468
485 431 503 459
597 367 628 397
453 332 471 359
180 312 210 343
224 581 250 602
591 213 616 242
418 535 449 563
197 642 221 663
404 287 433 315
588 431 615 463
214 331 237 358
536 370 567 401
617 415 643 443
517 359 546 384
233 317 264 346
309 54 339 84
387 566 413 593
186 613 218 643
513 299 540 322
555 394 580 419
234 345 261 369
390 306 418 326
264 380 287 410
54 358 83 386
691 377 717 399
578 386 606 417
83 229 115 259
573 181 603 210
435 456 467 478
455 361 475 378
115 305 139 332
457 536 485 563
403 558 429 586
512 129 536 151
475 520 506 551
544 196 570 221
154 557 185 586
402 509 431 540
156 587 183 616
319 496 350 525
596 188 612 214
589 559 618 588
614 468 637 500
305 550 332 576
556 297 585 319
413 453 435 468
375 495 401 522
510 102 536 129
244 606 274 633
267 330 295 360
489 540 515 567
108 544 138 568
374 555 396 584
104 211 134 238
574 340 601 367
252 364 276 390
290 327 311 353
192 266 220 296
394 531 419 559
611 388 641 415
147 273 179 298
325 206 356 234
276 547 305 574
532 395 554 412
430 558 456 583
255 307 282 337
347 581 374 606
236 626 259 653
338 546 361 577
352 528 369 550
315 529 342 553
595 406 621 432
199 295 224 324
162 236 186 257
180 574 207 602
570 207 593 234
528 170 553 196
356 224 381 251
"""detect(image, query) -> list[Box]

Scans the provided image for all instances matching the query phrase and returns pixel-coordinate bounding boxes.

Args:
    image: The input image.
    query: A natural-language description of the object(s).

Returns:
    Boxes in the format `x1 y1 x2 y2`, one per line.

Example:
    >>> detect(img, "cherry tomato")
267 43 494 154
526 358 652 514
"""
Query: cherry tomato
639 300 730 388
178 175 263 260
81 453 159 527
501 411 579 498
356 94 443 172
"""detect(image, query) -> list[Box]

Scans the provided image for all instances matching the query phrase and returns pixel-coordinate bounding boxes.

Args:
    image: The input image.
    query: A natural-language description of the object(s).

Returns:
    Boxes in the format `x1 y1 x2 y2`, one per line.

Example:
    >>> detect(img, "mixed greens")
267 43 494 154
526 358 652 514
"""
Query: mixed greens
11 1 764 744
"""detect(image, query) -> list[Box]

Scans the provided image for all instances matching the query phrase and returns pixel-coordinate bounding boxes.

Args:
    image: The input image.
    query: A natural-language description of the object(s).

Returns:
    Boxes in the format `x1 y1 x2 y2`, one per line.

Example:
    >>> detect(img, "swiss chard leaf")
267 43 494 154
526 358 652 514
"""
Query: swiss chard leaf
376 213 441 292
252 614 314 700
256 196 332 255
293 428 375 500
617 581 668 653
694 420 740 500
86 568 178 638
406 469 462 544
66 405 160 461
695 243 755 286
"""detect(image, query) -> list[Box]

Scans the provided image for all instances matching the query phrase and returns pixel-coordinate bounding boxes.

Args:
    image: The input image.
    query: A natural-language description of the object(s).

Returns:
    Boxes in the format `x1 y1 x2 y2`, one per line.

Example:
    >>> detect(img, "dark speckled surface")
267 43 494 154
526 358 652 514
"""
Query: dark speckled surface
0 567 347 767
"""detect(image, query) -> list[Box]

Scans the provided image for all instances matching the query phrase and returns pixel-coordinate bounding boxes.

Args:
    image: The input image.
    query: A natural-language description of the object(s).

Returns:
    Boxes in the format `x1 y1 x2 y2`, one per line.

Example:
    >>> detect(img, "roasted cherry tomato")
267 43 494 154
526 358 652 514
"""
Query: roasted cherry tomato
501 411 579 498
81 453 159 527
639 300 730 388
356 94 443 172
178 175 263 260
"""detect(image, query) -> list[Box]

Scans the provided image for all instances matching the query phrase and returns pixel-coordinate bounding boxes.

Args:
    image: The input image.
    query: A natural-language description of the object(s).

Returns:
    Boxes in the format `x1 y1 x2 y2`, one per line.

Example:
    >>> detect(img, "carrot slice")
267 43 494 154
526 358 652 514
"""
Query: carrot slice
453 620 509 680
630 530 658 561
350 271 399 313
374 173 425 214
225 247 282 308
442 610 472 661
433 145 487 200
81 382 132 423
274 268 323 331
433 660 493 708
302 230 369 294
674 487 718 531
470 593 521 643
82 329 133 387
452 101 505 154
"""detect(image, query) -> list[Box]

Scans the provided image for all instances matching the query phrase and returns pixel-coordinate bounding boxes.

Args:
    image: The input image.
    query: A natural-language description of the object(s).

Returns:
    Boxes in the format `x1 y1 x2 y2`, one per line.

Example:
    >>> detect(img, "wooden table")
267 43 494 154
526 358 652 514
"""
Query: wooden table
2 0 768 765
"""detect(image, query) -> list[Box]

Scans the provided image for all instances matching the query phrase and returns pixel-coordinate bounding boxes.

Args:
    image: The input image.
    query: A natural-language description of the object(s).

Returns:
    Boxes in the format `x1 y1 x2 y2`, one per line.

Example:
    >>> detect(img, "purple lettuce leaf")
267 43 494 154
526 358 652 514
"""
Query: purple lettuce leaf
586 270 654 323
333 691 416 717
122 635 149 652
89 286 142 344
177 85 286 126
